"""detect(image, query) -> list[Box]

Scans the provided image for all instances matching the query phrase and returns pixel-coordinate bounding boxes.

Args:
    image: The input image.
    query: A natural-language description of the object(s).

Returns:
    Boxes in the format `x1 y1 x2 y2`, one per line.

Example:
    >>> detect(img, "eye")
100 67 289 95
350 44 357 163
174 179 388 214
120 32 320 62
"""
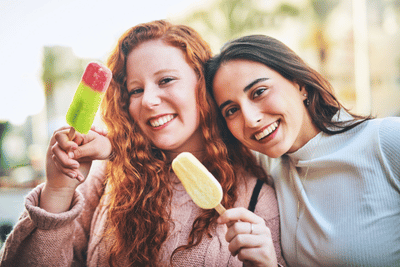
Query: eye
253 87 267 99
159 77 176 86
225 106 239 117
128 88 143 97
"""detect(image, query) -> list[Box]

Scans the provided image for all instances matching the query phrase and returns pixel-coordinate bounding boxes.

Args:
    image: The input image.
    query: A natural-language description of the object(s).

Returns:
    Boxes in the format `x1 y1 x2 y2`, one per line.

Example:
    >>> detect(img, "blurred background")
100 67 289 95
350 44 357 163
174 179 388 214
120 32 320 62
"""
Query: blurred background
1 0 399 247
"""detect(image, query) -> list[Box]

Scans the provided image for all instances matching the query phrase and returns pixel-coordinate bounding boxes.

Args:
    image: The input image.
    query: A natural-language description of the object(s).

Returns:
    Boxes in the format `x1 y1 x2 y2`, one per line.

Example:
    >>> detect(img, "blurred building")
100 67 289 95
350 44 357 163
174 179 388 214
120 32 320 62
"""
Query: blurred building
327 0 400 117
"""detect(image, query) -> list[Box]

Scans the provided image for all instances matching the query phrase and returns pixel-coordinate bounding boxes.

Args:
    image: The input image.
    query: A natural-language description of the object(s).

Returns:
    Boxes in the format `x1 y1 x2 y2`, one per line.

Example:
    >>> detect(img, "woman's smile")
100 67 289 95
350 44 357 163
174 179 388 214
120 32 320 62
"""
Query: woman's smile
148 114 176 128
253 120 280 141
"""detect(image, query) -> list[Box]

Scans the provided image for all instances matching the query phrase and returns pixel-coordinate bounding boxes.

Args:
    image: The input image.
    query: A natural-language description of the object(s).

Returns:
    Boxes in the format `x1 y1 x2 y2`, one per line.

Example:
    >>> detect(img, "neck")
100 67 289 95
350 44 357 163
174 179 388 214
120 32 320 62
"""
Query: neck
165 149 206 162
289 114 321 153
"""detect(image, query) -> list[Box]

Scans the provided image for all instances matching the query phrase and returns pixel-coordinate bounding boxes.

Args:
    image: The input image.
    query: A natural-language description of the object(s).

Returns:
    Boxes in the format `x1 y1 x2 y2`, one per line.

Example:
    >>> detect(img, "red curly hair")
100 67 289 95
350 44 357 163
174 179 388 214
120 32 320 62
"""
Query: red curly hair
101 20 268 266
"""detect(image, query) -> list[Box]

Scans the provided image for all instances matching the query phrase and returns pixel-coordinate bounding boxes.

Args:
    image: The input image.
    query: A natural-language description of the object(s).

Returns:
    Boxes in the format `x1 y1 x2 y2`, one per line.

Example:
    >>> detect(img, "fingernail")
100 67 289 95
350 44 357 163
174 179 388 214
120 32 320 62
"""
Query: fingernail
67 172 75 179
68 152 74 158
77 175 84 182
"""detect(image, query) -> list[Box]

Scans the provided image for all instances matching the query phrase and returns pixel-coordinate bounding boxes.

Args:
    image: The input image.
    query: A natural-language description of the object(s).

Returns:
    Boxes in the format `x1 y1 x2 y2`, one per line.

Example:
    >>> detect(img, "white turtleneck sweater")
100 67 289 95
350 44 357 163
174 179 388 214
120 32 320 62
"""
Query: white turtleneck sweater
255 114 400 267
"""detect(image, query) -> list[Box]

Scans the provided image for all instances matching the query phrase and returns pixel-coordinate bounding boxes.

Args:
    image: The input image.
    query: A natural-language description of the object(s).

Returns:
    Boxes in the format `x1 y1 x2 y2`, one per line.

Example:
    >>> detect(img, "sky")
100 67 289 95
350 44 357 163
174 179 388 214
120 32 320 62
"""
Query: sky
0 0 200 125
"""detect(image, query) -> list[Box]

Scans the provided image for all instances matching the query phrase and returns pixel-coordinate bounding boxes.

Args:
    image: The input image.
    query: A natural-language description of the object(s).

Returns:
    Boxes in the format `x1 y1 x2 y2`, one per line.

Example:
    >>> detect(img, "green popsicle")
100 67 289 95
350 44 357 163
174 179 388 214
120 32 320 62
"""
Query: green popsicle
66 62 112 138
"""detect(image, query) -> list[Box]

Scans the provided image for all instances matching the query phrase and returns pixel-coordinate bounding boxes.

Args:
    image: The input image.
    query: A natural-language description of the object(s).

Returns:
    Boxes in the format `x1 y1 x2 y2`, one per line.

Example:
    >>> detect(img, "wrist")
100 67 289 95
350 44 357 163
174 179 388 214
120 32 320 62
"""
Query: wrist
39 183 77 213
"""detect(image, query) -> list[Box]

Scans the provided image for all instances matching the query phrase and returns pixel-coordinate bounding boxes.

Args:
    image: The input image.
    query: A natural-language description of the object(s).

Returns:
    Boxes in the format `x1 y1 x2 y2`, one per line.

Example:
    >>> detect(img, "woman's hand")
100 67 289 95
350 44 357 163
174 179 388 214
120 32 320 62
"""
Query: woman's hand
50 126 111 182
218 207 278 267
41 126 111 213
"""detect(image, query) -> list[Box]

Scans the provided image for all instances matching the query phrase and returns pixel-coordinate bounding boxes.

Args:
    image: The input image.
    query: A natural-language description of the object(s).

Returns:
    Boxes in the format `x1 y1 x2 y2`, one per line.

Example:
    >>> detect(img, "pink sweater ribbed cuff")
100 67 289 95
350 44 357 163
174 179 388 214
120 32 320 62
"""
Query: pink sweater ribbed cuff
24 183 85 230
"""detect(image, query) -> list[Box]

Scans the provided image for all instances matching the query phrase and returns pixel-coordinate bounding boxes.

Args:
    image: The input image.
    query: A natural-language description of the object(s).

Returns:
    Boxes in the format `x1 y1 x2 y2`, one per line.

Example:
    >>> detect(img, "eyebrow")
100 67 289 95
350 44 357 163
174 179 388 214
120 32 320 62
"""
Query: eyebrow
126 69 178 87
218 77 269 110
243 77 269 92
154 68 178 76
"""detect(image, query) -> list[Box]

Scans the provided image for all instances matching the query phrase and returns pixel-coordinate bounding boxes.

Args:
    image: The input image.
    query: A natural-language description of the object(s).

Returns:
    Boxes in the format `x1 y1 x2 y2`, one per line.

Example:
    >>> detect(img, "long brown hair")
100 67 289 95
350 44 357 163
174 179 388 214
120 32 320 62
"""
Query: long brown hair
205 34 372 139
101 20 267 266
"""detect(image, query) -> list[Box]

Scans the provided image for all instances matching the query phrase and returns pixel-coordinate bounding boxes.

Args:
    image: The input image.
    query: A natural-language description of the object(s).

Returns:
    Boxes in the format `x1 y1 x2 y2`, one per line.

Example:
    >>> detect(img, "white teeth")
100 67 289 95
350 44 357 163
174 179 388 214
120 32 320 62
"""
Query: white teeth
149 114 174 127
255 121 279 141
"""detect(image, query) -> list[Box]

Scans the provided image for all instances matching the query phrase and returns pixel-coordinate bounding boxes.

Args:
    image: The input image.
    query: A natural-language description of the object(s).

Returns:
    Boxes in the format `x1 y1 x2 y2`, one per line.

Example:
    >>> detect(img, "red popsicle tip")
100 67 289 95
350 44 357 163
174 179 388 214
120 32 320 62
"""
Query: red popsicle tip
81 62 112 92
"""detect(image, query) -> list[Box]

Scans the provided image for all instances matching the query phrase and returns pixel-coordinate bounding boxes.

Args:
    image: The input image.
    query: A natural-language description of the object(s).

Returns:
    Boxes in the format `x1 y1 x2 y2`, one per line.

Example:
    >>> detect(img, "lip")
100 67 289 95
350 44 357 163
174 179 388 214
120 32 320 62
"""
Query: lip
252 120 280 141
148 114 176 129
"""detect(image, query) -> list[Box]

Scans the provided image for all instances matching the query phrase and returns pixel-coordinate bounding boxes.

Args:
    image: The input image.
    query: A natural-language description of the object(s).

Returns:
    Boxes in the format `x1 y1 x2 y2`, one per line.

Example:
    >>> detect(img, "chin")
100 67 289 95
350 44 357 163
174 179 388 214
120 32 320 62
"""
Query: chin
255 146 286 158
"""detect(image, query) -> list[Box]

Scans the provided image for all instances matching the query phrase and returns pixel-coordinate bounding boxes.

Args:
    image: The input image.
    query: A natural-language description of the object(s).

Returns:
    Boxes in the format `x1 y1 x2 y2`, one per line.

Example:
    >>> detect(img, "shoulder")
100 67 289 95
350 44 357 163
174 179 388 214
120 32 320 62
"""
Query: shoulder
361 116 400 132
377 117 400 175
255 181 279 221
376 116 400 137
356 117 400 179
236 171 279 221
251 150 282 175
361 117 400 148
339 117 400 147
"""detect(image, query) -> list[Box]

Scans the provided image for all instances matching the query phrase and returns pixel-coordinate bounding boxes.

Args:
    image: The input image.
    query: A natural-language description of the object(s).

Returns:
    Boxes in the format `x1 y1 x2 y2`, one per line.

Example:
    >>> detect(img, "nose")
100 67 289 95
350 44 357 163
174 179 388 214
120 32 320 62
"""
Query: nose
242 102 262 128
141 85 162 108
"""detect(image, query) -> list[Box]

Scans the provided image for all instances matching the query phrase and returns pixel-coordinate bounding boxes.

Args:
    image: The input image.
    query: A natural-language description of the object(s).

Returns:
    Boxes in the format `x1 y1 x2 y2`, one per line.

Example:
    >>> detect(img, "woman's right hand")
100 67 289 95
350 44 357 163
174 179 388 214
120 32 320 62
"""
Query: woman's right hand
49 125 111 184
218 207 278 267
40 126 112 213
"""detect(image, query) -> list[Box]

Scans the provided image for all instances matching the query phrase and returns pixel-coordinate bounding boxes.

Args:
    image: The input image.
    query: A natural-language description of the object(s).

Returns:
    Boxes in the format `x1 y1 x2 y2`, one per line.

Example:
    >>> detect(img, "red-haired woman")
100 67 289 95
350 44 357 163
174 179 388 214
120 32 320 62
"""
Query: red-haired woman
0 21 286 267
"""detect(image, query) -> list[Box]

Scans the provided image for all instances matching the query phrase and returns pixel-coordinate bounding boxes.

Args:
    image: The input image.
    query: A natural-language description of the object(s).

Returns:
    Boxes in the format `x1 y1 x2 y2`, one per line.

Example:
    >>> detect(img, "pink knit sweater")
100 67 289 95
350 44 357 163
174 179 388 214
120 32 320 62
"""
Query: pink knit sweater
0 161 286 266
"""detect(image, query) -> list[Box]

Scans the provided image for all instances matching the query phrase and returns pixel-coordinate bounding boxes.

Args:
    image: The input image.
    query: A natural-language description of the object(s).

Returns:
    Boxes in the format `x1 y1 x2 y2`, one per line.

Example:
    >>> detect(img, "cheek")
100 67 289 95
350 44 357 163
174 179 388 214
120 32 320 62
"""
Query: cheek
128 100 141 123
225 119 244 140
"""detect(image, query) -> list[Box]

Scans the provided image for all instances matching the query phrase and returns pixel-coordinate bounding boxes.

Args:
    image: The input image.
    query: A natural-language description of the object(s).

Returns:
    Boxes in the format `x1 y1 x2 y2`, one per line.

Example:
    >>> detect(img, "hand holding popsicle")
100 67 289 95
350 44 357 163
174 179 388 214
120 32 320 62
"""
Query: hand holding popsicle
52 126 112 180
172 152 278 266
42 126 111 213
171 152 226 215
41 126 86 213
218 208 278 267
41 62 112 212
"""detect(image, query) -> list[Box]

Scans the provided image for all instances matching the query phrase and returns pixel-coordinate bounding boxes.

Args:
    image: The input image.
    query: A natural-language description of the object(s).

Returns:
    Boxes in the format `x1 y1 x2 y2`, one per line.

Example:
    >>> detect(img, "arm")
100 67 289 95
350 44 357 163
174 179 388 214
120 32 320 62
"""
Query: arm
0 184 85 266
41 126 111 213
0 164 108 267
0 127 111 266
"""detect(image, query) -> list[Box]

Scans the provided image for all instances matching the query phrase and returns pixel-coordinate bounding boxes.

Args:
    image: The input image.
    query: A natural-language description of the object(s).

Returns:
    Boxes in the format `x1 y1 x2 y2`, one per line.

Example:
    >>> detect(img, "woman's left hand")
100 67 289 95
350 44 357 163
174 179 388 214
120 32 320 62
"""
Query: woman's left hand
217 207 278 267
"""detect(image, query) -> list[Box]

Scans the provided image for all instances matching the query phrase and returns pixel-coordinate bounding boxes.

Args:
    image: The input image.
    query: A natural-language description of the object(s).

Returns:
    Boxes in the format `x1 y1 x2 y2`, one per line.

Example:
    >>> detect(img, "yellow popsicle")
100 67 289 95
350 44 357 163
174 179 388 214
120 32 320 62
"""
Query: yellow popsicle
172 152 226 215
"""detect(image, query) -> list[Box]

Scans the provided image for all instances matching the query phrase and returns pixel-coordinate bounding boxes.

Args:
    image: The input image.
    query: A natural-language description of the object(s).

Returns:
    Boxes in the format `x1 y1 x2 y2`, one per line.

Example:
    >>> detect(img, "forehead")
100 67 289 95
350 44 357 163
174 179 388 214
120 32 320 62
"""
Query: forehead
216 59 273 78
126 39 187 71
213 60 272 88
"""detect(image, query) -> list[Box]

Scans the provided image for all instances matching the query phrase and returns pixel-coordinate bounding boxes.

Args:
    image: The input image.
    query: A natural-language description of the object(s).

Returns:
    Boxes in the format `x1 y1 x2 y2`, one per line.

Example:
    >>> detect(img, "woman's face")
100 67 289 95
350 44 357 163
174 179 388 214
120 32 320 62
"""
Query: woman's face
212 59 319 158
126 39 204 158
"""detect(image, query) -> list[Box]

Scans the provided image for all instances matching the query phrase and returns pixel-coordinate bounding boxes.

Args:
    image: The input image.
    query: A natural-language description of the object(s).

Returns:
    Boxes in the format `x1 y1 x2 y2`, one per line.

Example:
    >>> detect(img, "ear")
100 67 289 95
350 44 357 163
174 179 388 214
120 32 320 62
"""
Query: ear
297 84 308 101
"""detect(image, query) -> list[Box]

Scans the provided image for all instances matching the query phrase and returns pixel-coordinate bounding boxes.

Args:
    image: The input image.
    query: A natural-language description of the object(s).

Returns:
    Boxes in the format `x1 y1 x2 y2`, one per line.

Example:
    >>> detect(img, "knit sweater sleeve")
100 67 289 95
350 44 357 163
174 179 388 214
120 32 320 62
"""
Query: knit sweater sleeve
379 117 400 183
0 160 107 267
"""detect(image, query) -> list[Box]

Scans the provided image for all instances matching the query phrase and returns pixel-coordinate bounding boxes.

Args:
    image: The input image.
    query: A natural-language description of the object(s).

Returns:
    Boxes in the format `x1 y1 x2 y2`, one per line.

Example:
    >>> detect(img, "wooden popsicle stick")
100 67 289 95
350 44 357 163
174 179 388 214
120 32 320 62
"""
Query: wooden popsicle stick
68 127 76 140
214 203 226 215
66 126 81 182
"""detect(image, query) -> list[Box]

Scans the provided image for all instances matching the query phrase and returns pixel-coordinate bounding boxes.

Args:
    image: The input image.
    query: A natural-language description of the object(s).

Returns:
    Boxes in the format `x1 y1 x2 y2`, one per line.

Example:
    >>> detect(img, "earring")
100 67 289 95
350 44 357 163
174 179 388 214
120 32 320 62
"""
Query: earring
303 93 310 106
